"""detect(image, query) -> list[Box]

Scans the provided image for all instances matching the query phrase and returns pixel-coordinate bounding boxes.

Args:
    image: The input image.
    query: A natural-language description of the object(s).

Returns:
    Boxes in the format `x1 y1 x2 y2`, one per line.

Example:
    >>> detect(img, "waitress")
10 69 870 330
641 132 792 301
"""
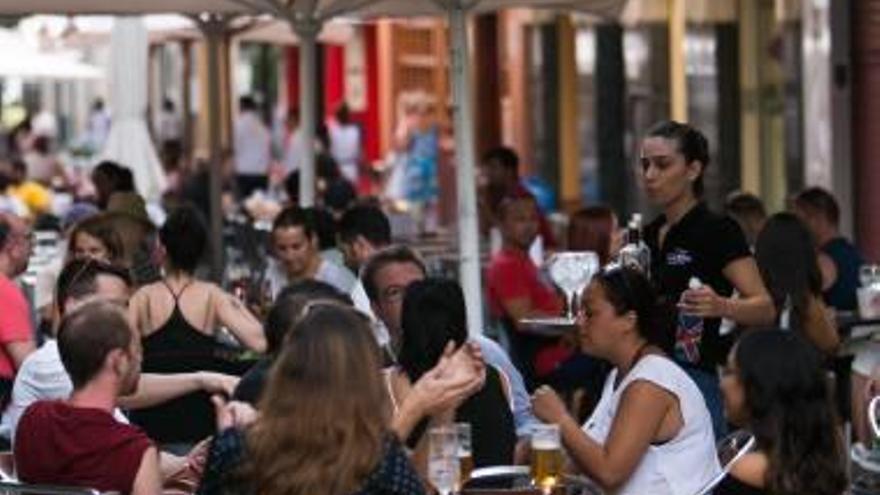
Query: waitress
639 121 775 437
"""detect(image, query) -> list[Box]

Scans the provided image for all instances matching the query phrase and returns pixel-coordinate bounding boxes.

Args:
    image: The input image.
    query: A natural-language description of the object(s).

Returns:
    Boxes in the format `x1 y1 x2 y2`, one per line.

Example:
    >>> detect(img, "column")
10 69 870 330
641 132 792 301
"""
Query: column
852 0 880 260
595 22 627 216
557 14 581 212
474 13 502 156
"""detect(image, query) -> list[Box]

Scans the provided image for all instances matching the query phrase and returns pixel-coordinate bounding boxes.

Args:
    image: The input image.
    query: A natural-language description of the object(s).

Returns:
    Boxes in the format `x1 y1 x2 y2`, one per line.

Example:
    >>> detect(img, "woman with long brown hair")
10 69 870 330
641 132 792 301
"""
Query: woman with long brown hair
567 205 622 266
197 303 425 495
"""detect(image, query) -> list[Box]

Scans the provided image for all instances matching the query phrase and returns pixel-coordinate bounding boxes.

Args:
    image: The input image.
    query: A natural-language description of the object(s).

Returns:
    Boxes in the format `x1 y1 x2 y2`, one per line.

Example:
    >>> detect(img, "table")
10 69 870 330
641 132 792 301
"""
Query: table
519 318 578 338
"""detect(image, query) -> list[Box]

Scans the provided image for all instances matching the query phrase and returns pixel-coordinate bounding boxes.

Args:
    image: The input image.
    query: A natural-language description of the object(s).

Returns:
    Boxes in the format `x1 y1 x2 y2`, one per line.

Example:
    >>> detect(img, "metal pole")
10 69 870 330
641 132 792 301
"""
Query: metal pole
293 20 320 207
448 4 484 337
203 18 226 282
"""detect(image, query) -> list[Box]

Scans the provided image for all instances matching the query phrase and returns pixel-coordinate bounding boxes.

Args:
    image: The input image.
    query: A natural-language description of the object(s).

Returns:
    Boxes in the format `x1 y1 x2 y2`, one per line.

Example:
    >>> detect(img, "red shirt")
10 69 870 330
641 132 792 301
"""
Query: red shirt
0 275 34 378
486 247 562 320
15 401 153 493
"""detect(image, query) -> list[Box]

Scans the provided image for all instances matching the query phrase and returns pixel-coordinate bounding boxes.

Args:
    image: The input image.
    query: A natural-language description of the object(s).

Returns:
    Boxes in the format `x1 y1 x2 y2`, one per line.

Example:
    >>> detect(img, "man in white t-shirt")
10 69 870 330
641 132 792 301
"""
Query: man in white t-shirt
328 103 362 184
234 96 271 198
265 206 356 299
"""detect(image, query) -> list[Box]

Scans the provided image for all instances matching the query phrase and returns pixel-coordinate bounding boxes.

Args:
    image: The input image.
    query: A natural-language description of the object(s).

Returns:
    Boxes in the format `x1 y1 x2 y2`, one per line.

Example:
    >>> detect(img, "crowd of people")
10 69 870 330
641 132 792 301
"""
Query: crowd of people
0 115 868 495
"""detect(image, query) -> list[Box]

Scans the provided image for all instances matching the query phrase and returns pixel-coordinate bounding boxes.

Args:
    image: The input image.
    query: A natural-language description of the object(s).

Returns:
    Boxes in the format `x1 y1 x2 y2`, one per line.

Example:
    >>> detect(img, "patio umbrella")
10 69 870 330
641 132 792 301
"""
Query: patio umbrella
100 18 166 202
0 0 247 15
236 0 627 336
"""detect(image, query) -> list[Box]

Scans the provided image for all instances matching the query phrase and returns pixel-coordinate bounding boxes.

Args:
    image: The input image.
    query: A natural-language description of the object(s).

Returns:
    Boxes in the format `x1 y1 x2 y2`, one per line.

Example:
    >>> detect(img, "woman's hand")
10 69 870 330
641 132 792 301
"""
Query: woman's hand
531 385 569 425
197 372 239 397
211 395 258 431
679 285 730 319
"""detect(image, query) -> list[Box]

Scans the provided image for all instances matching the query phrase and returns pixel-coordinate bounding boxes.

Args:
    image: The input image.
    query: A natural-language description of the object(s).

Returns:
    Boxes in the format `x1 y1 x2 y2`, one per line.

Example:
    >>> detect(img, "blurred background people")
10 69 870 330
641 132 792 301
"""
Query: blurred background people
234 96 271 199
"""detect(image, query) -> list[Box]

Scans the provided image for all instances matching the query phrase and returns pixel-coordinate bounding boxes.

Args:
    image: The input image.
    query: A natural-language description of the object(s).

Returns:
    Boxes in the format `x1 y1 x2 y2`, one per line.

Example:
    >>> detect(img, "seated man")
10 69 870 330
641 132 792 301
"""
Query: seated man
485 194 563 389
264 205 356 297
362 245 539 436
793 187 863 311
15 301 161 493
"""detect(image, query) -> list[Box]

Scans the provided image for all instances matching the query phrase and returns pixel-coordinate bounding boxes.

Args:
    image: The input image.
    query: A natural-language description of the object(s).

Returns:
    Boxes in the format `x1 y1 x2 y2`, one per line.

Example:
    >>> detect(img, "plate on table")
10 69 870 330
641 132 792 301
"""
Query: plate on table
519 317 578 337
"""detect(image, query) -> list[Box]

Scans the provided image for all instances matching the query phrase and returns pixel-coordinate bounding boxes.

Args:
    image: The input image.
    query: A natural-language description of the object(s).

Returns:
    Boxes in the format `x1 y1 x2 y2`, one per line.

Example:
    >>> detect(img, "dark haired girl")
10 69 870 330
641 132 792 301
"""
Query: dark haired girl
398 278 516 467
754 213 839 354
640 120 775 437
532 266 720 494
717 330 847 495
128 206 266 447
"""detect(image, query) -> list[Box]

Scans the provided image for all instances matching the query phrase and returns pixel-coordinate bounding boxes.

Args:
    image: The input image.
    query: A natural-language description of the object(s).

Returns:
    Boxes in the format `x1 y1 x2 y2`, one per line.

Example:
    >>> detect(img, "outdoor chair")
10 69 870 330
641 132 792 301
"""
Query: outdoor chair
0 480 102 495
851 396 880 494
691 429 756 495
869 395 880 439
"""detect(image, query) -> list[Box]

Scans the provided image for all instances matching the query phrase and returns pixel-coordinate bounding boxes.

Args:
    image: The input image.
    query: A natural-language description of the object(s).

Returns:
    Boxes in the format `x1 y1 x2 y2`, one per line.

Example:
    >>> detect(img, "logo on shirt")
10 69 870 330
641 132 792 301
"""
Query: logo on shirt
666 248 693 267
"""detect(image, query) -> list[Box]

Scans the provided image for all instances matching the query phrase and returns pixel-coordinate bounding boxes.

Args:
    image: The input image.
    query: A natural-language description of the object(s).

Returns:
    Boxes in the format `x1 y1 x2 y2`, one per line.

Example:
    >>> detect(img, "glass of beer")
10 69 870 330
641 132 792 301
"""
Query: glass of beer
531 423 563 493
456 422 474 483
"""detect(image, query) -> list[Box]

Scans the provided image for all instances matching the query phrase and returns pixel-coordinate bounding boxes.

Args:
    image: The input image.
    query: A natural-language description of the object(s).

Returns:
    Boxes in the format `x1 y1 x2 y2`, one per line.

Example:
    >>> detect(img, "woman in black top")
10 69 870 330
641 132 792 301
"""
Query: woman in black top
398 278 516 468
129 206 266 448
640 121 775 436
717 330 847 495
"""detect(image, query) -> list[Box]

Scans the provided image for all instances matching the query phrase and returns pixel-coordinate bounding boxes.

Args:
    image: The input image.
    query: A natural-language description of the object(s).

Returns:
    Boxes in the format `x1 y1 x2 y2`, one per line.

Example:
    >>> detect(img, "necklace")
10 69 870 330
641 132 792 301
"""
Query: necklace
614 341 653 389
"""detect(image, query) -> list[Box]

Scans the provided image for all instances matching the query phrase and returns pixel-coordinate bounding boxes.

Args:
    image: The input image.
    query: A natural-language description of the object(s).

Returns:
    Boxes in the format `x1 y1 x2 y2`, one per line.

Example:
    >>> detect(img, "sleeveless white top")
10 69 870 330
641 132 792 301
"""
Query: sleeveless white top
582 355 720 495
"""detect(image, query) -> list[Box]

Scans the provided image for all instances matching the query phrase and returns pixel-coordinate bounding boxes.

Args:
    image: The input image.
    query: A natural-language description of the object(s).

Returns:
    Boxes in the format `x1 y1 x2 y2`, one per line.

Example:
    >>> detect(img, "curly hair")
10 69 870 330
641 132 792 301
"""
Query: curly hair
734 330 847 495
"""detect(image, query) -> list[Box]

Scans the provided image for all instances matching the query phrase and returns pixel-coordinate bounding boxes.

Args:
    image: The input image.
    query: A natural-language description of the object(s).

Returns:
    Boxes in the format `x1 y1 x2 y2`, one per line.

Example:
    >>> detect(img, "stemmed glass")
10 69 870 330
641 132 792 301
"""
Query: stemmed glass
428 426 460 495
548 251 600 321
572 252 600 312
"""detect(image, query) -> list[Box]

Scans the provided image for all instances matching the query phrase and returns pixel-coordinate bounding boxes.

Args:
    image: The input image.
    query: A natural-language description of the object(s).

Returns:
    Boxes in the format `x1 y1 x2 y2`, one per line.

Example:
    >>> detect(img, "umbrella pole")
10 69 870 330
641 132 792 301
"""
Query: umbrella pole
292 20 321 207
202 18 227 282
448 3 485 337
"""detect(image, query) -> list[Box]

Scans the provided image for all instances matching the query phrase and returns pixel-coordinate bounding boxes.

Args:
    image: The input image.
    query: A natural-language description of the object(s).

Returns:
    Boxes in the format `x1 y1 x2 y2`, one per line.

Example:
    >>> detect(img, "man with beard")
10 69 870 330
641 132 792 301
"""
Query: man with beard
14 301 161 494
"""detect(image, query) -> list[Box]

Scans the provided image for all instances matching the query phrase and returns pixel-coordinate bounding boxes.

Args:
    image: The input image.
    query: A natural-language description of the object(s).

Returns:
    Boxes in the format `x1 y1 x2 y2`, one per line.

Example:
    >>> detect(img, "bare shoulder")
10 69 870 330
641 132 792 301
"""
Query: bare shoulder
728 452 768 488
619 378 678 414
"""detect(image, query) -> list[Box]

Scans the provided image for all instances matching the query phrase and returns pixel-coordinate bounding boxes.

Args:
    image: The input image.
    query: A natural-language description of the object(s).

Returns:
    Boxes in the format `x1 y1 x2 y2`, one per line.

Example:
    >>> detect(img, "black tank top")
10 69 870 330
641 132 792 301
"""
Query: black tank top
130 281 228 444
406 367 517 468
457 366 517 467
715 475 767 495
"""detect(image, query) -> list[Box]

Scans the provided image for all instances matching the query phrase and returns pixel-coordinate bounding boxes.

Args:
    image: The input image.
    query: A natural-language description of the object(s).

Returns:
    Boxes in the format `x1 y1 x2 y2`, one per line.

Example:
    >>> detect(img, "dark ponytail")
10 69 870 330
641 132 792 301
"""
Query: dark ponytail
647 120 710 197
595 265 675 354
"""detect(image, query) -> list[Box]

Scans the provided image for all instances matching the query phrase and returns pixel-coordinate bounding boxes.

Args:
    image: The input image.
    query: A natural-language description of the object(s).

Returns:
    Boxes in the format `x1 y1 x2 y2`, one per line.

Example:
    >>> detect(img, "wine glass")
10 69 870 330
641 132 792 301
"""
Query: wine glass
572 251 600 309
548 251 600 321
548 253 581 320
428 426 460 495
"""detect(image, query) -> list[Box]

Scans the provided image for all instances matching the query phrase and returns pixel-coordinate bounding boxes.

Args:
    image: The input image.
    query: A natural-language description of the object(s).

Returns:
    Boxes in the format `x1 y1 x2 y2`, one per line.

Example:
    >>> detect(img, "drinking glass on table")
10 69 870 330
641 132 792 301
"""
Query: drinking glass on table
429 426 460 495
455 422 474 484
531 423 564 494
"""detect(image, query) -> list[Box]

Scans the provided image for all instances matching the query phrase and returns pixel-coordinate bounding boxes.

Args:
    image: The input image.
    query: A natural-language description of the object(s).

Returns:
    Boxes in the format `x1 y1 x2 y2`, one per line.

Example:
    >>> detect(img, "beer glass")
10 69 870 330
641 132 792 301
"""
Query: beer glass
428 426 460 495
531 423 563 493
456 422 474 484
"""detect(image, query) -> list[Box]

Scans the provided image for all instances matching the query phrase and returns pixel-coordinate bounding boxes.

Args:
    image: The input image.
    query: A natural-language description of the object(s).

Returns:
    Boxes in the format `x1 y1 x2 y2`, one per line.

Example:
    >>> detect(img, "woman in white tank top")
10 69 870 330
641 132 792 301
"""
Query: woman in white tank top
532 265 720 495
